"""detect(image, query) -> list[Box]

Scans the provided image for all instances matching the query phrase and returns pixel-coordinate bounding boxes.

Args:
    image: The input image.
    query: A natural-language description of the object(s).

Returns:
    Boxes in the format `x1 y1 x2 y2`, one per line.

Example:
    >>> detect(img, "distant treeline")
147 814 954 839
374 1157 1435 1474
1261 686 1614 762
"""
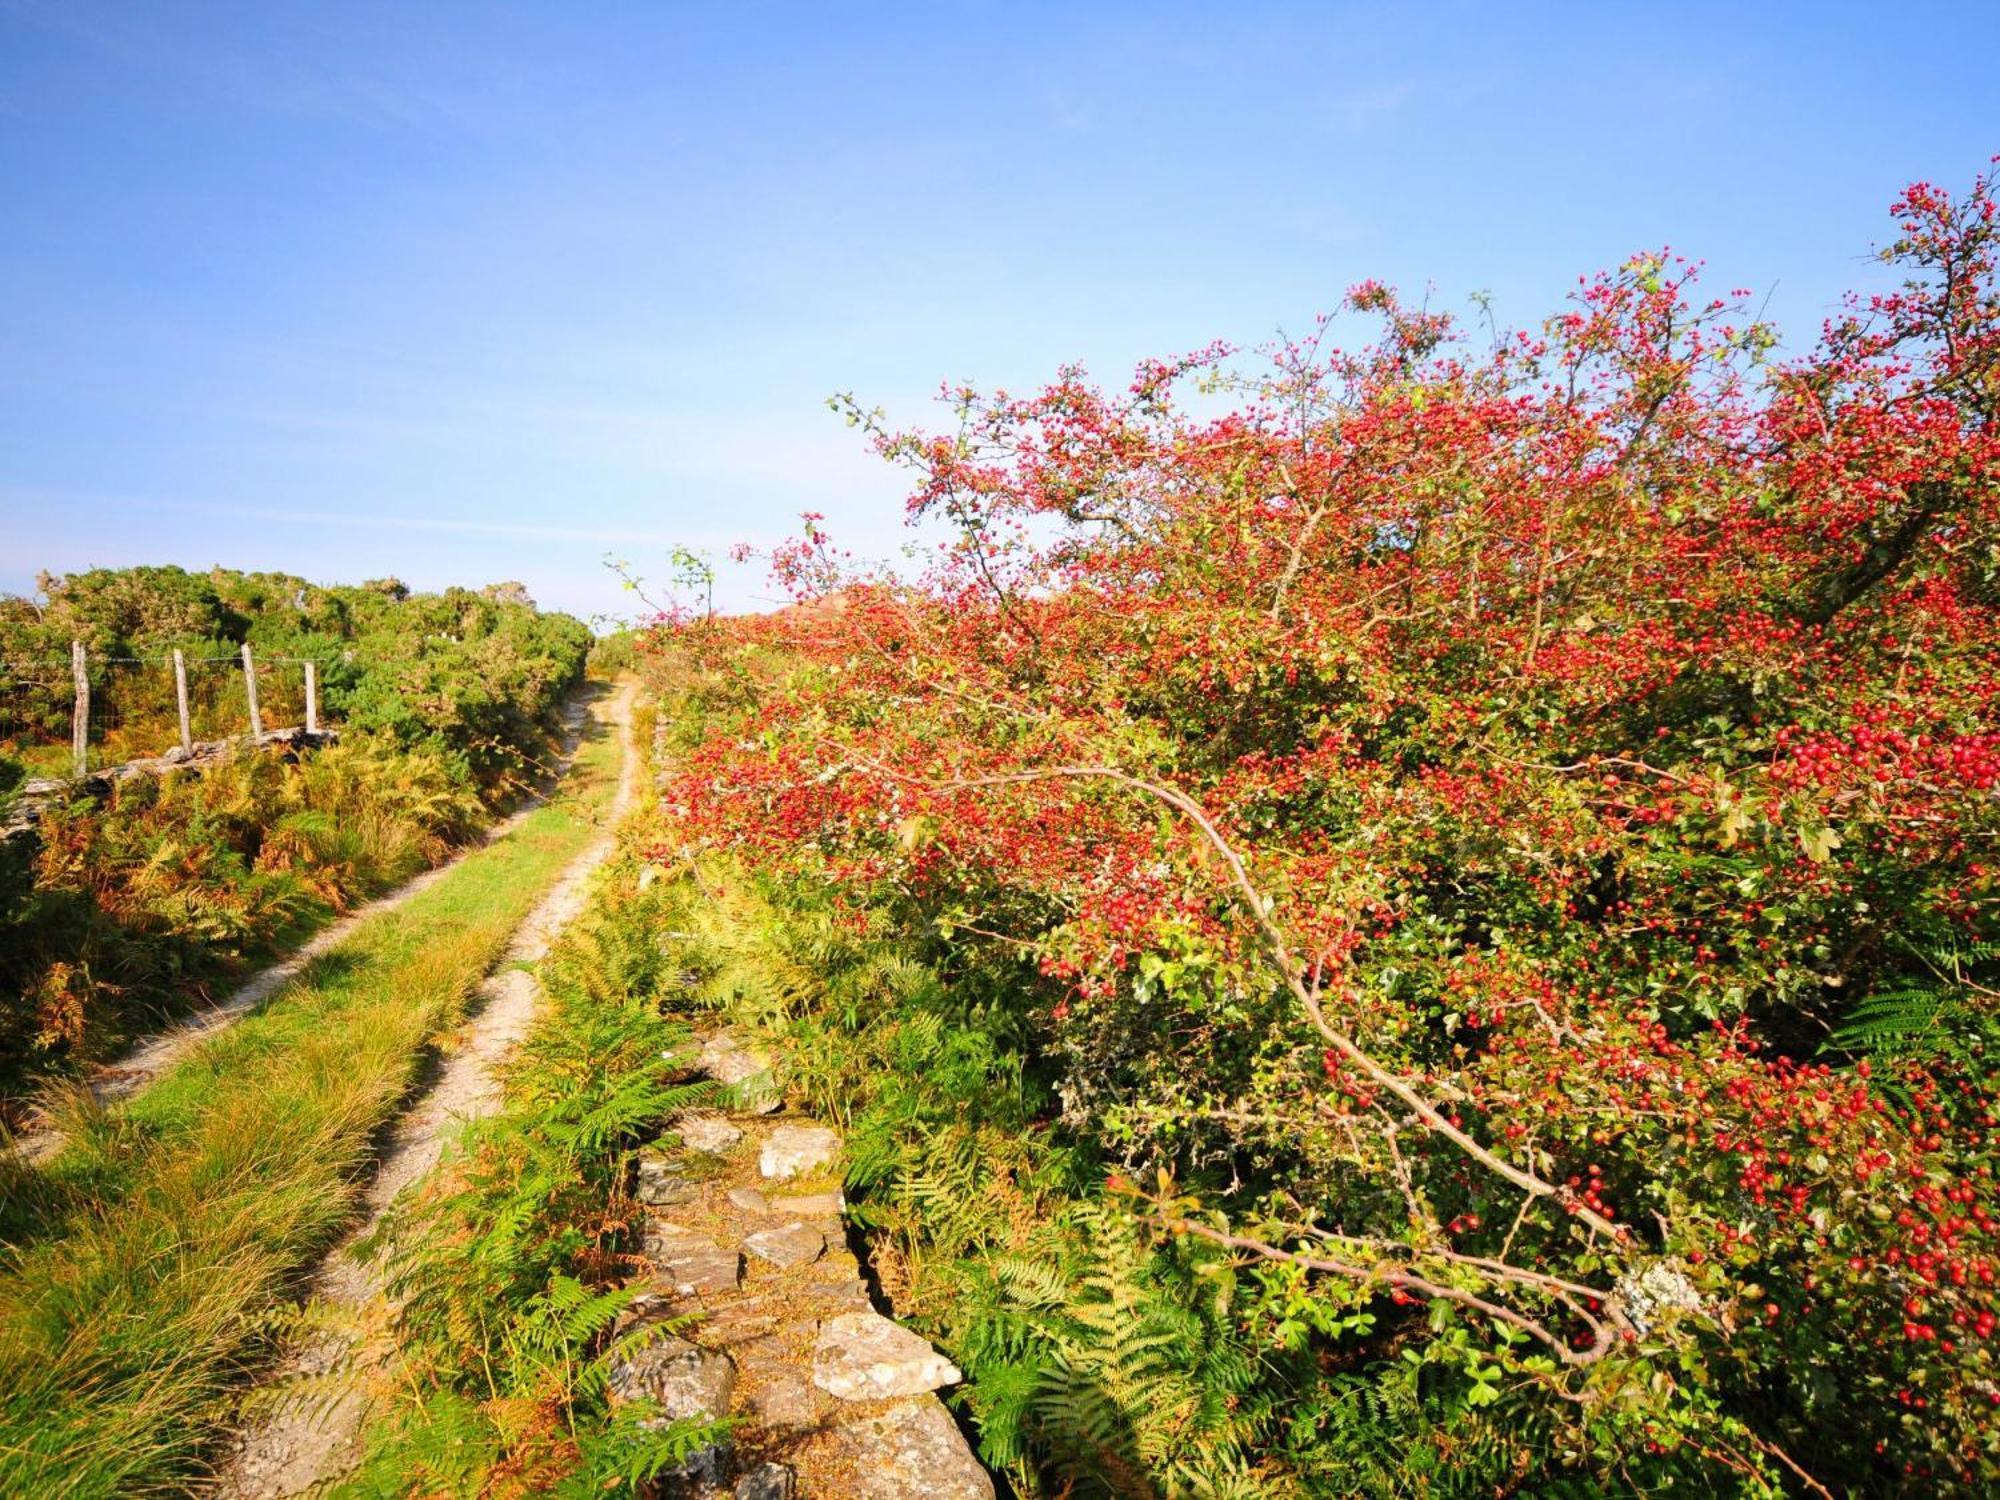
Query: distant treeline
1 565 592 791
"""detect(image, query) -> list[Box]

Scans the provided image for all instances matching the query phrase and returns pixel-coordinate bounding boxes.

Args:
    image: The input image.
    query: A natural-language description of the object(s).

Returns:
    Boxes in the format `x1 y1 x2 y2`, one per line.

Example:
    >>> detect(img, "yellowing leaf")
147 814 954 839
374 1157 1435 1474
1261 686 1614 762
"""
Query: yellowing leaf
1717 802 1753 848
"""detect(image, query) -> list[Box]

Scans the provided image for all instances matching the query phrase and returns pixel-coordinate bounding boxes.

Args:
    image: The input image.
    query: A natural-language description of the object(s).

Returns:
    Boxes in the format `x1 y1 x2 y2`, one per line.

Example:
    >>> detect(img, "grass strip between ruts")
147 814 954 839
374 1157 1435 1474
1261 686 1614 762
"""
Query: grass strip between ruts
0 705 624 1498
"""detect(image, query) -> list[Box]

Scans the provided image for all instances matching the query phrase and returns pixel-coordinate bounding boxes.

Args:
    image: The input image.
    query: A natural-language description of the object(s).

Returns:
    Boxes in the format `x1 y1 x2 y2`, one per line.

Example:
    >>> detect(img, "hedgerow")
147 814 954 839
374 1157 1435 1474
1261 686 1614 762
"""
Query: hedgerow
637 167 2000 1493
0 568 592 789
0 569 593 1106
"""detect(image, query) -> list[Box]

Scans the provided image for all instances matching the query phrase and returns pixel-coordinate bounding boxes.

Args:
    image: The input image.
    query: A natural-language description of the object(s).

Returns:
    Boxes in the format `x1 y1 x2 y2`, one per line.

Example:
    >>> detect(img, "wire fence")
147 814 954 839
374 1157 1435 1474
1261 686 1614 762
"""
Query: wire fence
0 645 331 779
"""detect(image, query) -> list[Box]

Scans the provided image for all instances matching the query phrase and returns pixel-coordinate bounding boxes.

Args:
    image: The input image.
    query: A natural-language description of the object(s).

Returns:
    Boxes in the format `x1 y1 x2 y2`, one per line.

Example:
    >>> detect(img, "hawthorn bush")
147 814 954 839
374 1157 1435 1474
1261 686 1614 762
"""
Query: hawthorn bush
642 168 2000 1493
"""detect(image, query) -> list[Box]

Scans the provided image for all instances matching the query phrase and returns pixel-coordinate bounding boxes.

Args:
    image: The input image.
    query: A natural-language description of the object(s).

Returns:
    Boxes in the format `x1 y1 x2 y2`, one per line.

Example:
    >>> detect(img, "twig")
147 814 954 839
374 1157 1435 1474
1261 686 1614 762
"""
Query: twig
1163 1215 1615 1367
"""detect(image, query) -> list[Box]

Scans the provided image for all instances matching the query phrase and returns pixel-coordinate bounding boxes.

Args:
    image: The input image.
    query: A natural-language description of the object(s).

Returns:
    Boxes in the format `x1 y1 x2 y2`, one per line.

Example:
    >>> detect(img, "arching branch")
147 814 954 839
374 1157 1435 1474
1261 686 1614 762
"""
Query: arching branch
836 753 1630 1244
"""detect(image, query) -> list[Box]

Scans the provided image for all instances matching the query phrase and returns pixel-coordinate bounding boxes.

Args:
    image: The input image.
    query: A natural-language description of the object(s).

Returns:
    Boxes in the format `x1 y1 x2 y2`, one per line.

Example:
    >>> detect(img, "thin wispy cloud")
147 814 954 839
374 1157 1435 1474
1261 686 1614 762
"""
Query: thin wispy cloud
176 500 691 546
0 488 708 547
4 1 1991 624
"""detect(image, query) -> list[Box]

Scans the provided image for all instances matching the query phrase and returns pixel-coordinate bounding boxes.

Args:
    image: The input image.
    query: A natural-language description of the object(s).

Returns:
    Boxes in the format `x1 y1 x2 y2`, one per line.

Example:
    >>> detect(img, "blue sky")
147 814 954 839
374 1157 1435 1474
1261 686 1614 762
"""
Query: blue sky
1 2 1994 622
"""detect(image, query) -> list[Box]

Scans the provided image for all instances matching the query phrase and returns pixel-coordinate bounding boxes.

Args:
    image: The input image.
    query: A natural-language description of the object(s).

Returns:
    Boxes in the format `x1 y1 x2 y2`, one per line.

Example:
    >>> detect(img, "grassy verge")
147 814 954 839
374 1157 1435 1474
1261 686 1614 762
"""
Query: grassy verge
333 852 722 1497
321 698 729 1497
0 697 624 1496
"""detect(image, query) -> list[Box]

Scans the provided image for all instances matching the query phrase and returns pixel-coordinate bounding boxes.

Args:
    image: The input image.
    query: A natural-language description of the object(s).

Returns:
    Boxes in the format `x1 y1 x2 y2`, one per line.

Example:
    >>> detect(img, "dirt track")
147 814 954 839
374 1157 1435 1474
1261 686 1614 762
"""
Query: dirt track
212 679 637 1498
9 693 602 1166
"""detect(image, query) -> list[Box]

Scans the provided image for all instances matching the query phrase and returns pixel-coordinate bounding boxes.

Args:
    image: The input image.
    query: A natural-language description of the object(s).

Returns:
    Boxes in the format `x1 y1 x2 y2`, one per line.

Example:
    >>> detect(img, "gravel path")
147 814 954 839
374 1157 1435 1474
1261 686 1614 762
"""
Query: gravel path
211 680 638 1499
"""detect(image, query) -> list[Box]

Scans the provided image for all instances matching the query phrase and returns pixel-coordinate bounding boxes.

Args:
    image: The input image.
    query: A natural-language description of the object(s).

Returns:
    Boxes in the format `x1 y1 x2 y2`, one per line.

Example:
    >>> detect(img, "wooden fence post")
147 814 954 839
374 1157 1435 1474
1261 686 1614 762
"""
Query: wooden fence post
241 643 262 740
304 660 318 735
71 640 88 777
173 648 193 754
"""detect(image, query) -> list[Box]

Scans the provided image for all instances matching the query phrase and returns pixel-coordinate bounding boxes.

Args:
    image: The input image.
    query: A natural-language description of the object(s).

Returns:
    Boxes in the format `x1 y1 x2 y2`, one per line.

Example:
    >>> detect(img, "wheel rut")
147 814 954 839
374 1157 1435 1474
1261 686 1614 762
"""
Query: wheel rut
9 687 608 1167
210 680 638 1499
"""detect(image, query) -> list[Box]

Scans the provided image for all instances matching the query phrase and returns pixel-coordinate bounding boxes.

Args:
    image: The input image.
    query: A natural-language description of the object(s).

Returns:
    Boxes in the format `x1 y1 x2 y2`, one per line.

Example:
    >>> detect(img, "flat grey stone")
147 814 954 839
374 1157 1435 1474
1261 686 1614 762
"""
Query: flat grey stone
702 1294 789 1341
611 1289 672 1335
696 1033 767 1084
605 1331 736 1487
703 1307 781 1342
678 1113 744 1154
607 1331 735 1422
697 1034 781 1113
635 1147 696 1205
809 1250 860 1280
830 1396 995 1499
727 1185 772 1214
747 1372 821 1427
805 1281 875 1317
736 1463 796 1500
642 1221 742 1297
744 1221 825 1269
759 1125 841 1181
811 1311 961 1401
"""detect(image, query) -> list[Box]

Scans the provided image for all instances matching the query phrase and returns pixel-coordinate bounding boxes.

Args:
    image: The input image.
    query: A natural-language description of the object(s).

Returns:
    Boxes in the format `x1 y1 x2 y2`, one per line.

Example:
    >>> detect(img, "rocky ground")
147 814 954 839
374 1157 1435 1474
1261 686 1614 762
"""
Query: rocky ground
618 1031 994 1500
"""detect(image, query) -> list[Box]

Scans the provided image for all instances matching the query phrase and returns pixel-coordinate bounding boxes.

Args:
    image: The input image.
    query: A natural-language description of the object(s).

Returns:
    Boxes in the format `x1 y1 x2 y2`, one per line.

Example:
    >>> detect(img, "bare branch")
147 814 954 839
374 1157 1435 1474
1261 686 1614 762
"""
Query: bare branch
1162 1214 1617 1368
835 754 1630 1243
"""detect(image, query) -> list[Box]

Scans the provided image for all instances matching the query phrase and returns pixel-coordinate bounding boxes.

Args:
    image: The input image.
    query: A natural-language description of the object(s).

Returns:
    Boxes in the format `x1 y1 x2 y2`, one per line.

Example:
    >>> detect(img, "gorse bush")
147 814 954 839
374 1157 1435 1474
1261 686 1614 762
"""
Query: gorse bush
638 168 2000 1493
588 629 640 679
0 566 592 790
